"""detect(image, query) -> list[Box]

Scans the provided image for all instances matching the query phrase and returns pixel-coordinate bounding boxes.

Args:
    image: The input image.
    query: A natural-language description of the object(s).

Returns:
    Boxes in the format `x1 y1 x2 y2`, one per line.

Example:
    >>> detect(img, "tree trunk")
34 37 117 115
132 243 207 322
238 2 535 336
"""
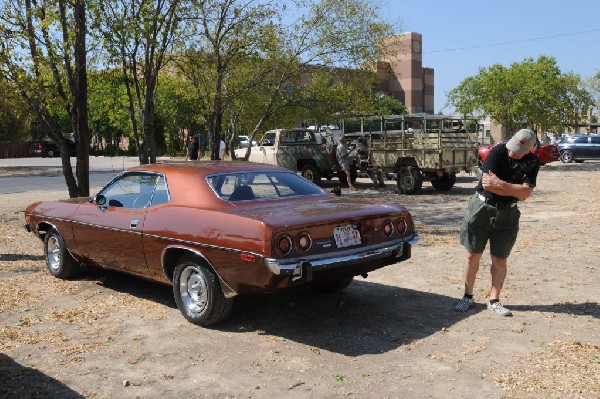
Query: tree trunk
74 0 89 197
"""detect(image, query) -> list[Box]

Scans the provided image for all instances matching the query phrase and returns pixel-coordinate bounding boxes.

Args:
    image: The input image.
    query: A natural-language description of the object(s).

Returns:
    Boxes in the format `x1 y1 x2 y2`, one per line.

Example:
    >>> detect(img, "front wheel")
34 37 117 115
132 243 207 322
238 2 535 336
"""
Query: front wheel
396 166 423 195
300 164 321 184
560 150 574 163
173 256 233 326
43 229 79 279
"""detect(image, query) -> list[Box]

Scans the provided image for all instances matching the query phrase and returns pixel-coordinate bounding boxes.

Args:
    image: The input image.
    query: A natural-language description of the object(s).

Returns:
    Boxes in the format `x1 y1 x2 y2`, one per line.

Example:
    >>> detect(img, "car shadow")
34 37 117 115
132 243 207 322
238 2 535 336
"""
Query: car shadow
0 353 85 399
0 253 44 262
67 271 598 356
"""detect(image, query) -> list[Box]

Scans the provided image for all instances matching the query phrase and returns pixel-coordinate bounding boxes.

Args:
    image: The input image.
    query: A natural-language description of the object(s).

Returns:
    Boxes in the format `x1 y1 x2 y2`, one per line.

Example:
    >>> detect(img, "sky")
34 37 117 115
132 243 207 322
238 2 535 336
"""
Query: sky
380 0 600 113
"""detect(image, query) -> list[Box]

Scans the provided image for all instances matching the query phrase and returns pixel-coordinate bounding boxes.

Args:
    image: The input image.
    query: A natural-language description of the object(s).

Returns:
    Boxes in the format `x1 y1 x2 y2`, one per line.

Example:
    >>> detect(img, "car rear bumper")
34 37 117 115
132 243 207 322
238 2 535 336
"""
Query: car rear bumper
263 235 419 281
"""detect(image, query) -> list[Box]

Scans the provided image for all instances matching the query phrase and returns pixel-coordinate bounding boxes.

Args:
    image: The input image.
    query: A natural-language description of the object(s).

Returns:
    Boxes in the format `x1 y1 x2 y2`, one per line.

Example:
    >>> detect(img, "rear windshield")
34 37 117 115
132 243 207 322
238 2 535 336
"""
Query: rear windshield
207 171 324 202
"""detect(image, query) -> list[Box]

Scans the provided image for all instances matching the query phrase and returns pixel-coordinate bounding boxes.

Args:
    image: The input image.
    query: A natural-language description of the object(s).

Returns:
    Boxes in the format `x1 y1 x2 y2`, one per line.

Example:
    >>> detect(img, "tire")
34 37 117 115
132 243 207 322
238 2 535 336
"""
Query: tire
396 166 423 195
431 173 456 191
311 276 353 294
300 164 321 184
560 150 573 163
47 150 55 158
43 229 79 279
173 255 233 326
337 165 358 186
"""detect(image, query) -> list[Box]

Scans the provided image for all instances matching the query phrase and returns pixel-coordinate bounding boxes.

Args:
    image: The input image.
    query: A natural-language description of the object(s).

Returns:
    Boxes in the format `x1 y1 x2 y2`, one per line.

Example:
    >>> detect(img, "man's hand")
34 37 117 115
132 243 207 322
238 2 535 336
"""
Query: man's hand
483 171 533 200
482 171 503 190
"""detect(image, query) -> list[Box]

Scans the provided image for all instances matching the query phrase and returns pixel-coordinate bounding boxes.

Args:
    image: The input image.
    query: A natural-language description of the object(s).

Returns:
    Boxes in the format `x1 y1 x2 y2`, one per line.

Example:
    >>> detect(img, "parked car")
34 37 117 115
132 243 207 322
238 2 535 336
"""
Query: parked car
238 135 257 148
31 139 77 158
24 162 419 326
478 141 559 166
557 134 600 163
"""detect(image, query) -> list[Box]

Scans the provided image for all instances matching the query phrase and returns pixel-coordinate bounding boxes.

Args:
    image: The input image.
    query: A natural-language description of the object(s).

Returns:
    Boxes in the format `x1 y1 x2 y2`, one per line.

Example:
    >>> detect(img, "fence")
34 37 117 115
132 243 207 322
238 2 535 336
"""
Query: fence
0 142 32 159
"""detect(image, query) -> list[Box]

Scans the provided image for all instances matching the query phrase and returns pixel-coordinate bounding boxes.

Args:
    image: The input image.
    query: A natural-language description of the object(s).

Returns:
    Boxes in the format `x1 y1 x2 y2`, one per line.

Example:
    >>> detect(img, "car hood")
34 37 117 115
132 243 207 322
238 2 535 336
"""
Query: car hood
230 196 407 227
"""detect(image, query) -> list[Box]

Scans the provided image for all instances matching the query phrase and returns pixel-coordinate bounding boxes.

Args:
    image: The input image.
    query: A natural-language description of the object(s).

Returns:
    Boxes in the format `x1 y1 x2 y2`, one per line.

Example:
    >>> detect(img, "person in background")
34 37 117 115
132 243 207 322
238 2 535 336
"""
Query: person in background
219 139 226 160
455 129 540 317
356 137 385 189
336 136 357 191
185 135 199 161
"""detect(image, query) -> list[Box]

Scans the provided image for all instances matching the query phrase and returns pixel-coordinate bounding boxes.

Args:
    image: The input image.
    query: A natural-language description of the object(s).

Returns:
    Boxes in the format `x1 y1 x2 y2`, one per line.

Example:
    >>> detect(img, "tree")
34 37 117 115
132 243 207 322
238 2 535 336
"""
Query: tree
0 0 90 197
179 0 394 160
92 0 184 164
447 56 594 135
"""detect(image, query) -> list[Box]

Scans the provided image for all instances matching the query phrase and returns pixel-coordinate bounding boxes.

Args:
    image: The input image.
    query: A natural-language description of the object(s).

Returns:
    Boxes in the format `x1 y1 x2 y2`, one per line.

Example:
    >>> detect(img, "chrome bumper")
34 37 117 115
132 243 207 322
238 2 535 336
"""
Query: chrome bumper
264 235 419 281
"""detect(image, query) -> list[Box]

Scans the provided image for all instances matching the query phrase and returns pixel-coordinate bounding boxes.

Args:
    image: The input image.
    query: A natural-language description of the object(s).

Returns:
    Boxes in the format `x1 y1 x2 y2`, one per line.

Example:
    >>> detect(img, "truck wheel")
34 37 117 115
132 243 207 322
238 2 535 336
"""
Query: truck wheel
431 173 456 191
337 166 358 186
397 166 422 195
300 164 321 184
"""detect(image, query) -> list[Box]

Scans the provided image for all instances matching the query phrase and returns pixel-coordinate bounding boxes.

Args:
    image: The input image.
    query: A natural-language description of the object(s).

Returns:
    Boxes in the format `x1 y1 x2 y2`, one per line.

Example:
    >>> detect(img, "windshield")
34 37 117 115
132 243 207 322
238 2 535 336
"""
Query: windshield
207 171 324 202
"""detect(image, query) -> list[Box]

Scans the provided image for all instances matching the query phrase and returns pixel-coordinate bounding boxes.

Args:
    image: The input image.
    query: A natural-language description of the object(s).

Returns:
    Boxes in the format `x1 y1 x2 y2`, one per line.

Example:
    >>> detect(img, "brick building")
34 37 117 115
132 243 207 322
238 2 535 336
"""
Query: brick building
377 32 434 114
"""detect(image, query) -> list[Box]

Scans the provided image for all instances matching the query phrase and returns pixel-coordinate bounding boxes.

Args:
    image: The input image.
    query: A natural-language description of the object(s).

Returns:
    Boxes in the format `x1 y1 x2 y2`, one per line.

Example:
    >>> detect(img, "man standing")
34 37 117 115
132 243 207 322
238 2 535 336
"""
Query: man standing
185 136 199 161
455 129 540 316
336 136 357 191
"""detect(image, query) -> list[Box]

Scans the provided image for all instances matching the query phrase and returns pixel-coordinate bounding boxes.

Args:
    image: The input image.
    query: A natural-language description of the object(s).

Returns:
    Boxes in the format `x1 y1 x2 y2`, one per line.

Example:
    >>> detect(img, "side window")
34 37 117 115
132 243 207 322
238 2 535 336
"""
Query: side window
589 137 600 144
280 131 294 143
574 137 588 144
150 175 170 206
99 173 159 209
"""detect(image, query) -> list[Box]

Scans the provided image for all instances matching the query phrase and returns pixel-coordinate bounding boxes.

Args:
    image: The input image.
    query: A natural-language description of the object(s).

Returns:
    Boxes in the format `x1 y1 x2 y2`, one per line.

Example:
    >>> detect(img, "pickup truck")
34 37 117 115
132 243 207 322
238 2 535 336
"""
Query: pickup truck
341 114 480 194
234 128 353 185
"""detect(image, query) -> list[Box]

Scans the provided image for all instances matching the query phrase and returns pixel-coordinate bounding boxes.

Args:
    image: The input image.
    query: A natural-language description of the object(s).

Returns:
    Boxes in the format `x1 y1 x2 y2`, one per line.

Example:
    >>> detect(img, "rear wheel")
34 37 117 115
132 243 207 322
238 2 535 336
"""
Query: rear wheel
337 166 358 186
396 166 422 194
173 255 233 326
300 164 321 184
311 277 353 294
431 173 456 191
560 150 573 163
47 150 55 158
43 229 79 279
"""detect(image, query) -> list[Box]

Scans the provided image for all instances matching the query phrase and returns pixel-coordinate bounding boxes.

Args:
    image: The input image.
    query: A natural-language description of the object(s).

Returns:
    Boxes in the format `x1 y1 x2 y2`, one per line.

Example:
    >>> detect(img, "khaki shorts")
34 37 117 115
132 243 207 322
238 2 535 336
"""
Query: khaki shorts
459 193 521 258
339 161 351 172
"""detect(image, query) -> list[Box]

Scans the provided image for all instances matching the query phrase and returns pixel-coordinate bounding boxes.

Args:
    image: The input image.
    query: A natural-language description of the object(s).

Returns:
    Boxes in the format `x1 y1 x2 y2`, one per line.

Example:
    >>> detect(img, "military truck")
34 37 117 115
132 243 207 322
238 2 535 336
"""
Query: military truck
234 128 355 185
341 114 480 194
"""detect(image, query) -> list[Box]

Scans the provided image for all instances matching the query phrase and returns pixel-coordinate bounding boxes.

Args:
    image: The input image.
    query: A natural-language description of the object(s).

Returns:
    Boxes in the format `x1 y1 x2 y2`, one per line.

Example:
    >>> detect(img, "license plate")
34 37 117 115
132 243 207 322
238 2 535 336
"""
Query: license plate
334 225 362 248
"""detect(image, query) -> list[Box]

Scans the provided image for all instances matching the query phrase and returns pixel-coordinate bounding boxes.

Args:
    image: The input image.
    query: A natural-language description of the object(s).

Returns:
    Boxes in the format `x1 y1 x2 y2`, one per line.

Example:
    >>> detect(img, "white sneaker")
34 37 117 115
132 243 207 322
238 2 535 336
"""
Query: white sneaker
487 301 512 316
455 296 474 312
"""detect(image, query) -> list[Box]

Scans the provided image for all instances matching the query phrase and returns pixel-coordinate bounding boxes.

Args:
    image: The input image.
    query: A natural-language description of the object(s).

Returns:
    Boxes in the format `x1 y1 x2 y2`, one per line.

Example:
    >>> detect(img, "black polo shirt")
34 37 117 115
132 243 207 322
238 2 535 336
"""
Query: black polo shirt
476 143 540 204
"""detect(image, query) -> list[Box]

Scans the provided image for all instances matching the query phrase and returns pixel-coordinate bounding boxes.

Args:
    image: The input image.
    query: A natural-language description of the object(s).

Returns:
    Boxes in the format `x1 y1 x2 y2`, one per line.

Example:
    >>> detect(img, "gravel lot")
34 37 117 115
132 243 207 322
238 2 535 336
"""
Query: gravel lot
0 158 598 398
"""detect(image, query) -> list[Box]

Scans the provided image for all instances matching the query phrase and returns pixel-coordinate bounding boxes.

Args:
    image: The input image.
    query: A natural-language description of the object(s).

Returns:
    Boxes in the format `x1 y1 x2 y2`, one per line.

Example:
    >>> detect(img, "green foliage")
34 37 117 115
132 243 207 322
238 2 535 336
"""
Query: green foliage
447 56 594 133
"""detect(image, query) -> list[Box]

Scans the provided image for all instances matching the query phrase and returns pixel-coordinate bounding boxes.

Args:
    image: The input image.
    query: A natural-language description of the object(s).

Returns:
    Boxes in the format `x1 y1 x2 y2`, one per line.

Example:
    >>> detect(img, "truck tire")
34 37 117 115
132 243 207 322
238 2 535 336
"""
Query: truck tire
397 166 422 195
300 164 321 184
337 166 357 186
431 173 456 191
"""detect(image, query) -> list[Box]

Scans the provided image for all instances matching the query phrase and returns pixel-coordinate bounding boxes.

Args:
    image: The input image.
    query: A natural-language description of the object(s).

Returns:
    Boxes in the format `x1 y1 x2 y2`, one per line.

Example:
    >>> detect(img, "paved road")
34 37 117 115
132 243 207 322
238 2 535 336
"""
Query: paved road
0 156 151 194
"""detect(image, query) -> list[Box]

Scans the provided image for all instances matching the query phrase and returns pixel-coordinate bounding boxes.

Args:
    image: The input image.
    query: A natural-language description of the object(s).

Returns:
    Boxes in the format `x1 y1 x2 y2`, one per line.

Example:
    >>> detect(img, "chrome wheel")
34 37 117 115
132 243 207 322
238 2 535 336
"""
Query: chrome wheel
172 256 234 326
46 235 62 274
179 265 209 314
560 150 573 163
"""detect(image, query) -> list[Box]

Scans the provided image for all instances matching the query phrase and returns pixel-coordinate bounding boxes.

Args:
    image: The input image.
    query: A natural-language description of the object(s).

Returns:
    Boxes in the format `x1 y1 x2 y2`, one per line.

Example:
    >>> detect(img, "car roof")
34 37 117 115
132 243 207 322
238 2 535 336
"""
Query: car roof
127 161 297 208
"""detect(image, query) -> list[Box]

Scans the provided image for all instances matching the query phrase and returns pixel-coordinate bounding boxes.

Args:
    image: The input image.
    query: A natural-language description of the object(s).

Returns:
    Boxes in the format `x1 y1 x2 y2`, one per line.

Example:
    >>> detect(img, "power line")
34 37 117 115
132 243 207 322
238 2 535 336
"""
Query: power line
425 28 600 54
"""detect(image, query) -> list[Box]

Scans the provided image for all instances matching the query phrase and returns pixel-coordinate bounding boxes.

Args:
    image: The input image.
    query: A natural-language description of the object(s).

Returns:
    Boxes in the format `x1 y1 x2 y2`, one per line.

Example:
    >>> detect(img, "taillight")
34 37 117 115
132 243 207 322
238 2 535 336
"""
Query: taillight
396 219 408 235
276 235 293 256
297 232 312 252
382 220 394 238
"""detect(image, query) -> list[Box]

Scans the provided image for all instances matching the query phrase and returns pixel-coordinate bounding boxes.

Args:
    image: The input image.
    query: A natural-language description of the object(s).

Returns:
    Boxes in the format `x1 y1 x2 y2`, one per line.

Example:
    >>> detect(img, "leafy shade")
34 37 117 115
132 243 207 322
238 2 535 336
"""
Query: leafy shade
447 56 594 133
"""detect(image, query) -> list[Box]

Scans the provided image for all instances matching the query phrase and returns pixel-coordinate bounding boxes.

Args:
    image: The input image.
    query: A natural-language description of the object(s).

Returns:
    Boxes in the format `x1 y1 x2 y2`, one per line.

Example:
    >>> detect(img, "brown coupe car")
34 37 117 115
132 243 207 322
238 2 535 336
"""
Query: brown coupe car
24 162 419 326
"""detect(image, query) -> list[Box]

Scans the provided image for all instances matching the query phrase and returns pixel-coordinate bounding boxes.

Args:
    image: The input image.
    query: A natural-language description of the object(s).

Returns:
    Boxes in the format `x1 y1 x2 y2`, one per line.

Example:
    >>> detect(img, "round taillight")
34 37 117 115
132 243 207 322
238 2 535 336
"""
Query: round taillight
382 220 394 238
277 235 293 256
396 219 408 235
297 232 312 252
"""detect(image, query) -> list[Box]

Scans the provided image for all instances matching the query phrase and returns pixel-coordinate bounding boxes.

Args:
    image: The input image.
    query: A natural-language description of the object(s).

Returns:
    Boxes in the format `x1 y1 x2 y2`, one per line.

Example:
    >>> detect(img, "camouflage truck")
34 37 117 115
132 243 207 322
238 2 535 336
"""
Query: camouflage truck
341 114 480 194
234 128 354 185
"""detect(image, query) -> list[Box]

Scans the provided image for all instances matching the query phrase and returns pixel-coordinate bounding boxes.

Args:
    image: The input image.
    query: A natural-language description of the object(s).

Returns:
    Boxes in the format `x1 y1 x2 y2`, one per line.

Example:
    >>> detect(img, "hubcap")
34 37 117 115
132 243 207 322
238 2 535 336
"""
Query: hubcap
179 266 208 314
47 236 61 272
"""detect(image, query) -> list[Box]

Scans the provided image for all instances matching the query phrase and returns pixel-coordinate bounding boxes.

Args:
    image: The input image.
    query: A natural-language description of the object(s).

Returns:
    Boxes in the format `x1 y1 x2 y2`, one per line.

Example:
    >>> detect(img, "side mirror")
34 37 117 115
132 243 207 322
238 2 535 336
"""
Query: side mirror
94 194 107 206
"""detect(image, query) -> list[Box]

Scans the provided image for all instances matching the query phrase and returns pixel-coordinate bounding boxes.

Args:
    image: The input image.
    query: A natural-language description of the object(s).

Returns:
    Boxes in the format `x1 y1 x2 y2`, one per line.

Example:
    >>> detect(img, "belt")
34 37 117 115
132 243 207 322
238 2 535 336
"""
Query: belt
476 192 517 209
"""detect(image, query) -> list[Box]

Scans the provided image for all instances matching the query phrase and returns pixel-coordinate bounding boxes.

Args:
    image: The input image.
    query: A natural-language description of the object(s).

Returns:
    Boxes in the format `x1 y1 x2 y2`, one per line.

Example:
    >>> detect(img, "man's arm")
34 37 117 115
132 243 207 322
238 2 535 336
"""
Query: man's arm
482 171 534 201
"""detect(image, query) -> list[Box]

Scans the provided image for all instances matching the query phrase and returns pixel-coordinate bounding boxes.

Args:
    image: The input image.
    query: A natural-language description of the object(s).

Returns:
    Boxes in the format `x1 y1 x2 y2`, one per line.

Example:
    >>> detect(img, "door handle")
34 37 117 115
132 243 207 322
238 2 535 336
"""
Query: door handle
130 219 139 228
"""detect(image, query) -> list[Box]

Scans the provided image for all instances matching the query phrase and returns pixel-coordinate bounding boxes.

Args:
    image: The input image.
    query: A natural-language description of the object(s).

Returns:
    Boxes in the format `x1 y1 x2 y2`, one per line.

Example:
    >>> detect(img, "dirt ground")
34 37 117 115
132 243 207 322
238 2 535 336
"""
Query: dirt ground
0 160 598 398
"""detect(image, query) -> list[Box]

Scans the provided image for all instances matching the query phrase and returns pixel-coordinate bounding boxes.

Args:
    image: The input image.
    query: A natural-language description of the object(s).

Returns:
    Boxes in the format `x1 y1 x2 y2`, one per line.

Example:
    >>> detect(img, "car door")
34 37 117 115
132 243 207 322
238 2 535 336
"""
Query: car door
589 136 600 159
71 172 160 276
